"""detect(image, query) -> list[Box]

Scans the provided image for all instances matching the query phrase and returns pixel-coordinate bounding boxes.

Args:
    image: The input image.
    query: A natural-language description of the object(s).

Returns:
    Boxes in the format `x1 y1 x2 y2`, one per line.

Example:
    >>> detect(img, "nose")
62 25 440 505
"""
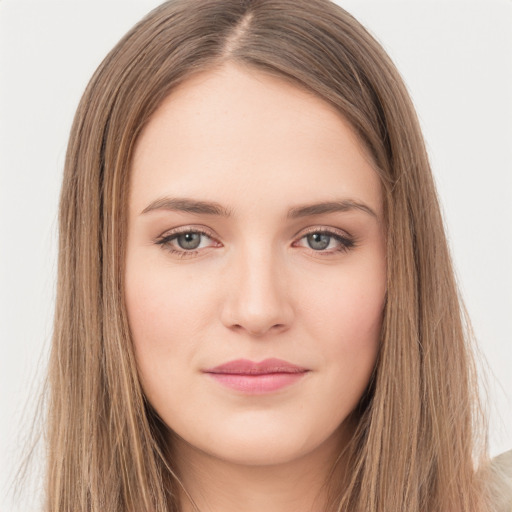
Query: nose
220 244 294 337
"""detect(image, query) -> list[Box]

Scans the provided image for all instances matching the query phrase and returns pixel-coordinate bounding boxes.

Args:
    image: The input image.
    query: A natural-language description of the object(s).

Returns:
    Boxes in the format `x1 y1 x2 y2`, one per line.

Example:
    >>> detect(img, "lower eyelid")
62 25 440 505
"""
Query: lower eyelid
304 238 354 252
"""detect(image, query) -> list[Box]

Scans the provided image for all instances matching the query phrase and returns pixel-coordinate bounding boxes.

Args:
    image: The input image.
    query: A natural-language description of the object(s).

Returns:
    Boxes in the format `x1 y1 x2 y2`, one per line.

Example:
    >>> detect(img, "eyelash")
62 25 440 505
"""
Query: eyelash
155 226 356 258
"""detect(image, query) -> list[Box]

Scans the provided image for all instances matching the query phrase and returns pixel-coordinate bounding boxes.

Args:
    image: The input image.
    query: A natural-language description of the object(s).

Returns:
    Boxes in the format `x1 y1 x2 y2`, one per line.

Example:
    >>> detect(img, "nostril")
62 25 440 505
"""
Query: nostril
243 323 287 337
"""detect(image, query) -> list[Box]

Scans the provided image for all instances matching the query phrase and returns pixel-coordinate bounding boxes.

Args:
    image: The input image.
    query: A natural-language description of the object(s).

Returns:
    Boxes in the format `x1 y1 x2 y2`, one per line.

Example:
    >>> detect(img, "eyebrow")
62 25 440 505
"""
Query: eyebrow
141 197 232 216
287 200 377 219
141 197 377 219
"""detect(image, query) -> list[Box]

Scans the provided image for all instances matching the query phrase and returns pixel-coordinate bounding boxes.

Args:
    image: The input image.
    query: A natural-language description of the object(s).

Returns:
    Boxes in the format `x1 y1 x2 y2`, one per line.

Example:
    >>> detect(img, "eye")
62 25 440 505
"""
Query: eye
174 232 203 250
294 229 355 254
156 226 354 257
155 227 221 256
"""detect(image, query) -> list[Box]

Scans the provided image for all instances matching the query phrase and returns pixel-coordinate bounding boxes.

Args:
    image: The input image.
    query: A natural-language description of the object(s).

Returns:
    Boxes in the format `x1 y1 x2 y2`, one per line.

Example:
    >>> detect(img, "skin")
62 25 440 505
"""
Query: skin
125 63 386 512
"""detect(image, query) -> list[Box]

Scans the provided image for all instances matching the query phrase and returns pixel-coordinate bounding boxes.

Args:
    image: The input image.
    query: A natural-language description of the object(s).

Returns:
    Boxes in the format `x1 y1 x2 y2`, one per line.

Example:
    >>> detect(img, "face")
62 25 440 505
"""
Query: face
125 63 386 468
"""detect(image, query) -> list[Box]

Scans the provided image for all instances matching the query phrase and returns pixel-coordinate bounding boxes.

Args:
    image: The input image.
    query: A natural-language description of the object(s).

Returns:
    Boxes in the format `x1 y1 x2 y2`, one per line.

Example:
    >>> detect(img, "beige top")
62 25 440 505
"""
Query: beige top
490 450 512 512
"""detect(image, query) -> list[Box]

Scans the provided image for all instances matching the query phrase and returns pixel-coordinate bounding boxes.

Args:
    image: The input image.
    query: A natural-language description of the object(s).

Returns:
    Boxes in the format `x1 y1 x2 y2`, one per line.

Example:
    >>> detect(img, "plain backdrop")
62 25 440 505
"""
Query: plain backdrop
1 1 511 510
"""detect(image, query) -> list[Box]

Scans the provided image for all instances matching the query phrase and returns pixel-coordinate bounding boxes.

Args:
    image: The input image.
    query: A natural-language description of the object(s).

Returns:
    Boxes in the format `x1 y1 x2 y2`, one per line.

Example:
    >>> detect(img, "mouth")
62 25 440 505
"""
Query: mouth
202 358 309 394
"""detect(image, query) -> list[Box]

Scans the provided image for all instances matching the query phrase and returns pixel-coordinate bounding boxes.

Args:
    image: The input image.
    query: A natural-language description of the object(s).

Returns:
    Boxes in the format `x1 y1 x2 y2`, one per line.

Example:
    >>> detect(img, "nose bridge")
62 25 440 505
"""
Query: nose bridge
222 238 292 335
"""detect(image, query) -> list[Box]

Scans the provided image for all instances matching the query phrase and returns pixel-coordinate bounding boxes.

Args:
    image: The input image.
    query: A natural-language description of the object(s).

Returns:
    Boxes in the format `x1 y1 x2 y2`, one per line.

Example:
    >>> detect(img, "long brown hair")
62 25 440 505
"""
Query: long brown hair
47 0 491 510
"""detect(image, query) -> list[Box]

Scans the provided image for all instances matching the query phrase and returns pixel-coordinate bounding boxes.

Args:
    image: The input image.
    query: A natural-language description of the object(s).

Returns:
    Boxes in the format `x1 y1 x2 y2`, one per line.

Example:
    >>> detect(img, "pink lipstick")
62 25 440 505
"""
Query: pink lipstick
203 358 309 394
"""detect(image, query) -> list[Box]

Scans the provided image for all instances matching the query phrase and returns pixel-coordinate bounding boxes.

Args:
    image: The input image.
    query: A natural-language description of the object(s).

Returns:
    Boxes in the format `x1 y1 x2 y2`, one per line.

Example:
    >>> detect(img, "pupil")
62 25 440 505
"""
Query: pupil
307 233 330 250
178 232 201 250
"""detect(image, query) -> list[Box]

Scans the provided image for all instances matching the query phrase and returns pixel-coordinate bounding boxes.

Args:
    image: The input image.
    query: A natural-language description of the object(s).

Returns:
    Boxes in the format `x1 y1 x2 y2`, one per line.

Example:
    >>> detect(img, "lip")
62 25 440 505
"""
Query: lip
203 358 309 394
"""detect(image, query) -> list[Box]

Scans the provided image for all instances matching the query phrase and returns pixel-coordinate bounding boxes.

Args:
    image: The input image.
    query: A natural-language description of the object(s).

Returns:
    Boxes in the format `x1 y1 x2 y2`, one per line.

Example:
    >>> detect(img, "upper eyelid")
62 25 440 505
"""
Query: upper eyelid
157 225 351 240
156 225 218 241
294 225 353 240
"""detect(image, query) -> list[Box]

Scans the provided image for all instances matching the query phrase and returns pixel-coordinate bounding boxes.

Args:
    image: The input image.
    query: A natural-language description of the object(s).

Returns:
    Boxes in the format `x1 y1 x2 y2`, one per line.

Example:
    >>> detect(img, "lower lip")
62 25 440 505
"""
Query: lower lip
206 372 307 394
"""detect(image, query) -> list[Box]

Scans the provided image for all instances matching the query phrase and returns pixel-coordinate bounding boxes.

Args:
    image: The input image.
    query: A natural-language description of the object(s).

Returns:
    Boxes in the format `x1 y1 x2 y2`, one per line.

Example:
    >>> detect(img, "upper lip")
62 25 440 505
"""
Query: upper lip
204 358 308 375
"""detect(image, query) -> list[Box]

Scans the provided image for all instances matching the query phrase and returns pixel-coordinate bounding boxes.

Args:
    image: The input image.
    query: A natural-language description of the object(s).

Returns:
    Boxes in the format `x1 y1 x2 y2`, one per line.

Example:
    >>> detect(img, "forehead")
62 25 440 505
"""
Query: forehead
130 63 382 218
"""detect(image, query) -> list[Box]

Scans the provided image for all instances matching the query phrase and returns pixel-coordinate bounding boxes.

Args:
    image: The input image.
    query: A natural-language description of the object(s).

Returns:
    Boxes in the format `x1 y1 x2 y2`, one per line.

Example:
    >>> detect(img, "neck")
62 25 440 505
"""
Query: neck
170 429 350 512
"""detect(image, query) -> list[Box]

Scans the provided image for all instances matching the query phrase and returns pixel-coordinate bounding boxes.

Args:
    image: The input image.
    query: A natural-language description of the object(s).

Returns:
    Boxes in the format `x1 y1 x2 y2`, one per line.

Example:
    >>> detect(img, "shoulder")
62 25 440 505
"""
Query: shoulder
489 450 512 512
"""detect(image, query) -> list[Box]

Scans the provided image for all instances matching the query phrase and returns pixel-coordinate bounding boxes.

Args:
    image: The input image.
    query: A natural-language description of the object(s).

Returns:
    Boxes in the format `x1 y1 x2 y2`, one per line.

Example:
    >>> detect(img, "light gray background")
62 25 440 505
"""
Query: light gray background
1 1 511 510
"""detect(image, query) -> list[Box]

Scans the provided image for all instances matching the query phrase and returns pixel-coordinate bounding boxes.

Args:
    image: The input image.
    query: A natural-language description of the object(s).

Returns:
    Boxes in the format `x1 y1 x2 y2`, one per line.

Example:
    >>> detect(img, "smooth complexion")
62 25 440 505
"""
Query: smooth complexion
125 63 387 512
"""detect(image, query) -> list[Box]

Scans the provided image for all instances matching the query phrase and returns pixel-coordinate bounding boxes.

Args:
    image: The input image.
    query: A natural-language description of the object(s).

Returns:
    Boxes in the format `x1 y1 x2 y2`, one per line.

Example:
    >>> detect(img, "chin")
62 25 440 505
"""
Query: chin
203 438 311 467
174 417 345 469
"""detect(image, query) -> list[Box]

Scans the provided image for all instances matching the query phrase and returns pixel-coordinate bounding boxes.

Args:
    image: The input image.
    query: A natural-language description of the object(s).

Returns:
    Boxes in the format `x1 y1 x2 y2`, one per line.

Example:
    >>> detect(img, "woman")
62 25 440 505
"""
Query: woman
44 0 510 511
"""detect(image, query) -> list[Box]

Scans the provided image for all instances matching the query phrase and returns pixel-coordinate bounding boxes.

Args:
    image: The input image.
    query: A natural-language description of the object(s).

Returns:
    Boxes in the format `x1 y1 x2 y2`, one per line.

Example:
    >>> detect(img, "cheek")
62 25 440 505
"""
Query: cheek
126 254 216 338
303 255 385 343
124 256 217 397
300 256 386 396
